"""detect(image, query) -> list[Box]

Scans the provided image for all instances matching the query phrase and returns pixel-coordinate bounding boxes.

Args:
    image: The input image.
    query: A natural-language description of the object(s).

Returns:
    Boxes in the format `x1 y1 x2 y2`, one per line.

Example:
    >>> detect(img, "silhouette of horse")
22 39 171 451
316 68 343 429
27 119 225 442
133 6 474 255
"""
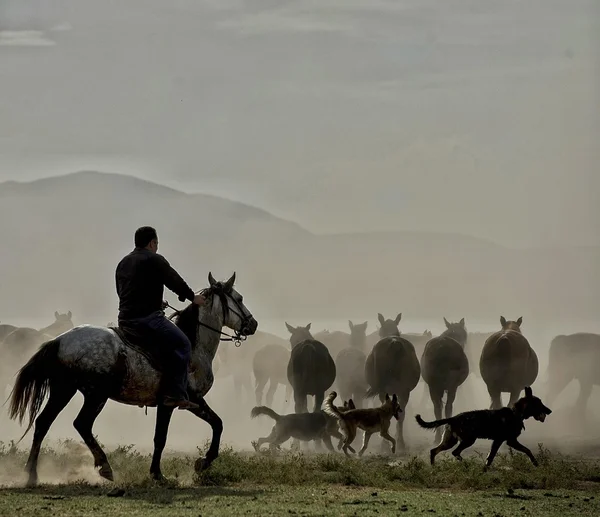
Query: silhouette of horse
253 333 292 409
314 329 351 360
546 332 600 416
420 318 469 442
8 273 257 487
335 320 368 408
479 316 538 409
365 313 420 451
285 322 336 413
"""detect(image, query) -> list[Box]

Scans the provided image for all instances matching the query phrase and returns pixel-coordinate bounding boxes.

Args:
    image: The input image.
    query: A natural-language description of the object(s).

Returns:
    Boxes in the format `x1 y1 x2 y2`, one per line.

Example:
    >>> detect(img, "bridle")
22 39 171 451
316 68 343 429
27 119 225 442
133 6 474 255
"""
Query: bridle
166 286 252 347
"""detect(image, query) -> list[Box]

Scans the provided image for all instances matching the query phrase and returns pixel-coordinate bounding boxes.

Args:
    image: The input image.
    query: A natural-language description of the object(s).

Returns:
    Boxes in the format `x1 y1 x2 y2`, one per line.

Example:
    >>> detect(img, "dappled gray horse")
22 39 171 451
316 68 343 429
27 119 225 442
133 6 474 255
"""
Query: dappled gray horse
546 332 600 416
420 318 469 442
479 316 538 409
335 320 368 408
286 322 336 413
365 313 421 451
9 273 257 487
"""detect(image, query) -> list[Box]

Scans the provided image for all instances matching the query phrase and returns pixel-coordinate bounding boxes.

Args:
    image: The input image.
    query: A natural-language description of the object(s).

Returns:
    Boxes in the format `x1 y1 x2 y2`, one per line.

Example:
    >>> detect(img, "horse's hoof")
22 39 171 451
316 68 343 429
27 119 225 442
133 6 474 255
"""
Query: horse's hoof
26 477 38 488
194 457 211 473
151 472 169 484
99 465 114 481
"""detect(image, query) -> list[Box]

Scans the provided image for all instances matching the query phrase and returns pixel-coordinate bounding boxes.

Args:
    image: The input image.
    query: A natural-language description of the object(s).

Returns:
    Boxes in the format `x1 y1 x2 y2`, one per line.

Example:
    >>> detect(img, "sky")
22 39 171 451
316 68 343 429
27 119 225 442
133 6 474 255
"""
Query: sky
0 0 599 248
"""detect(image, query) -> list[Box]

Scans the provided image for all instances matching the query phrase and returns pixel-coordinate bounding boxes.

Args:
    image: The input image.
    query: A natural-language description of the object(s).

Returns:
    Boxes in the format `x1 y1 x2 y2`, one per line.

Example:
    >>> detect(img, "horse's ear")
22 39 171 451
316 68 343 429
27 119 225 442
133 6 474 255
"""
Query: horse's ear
362 321 368 330
306 323 312 331
224 272 236 290
500 316 507 327
285 322 295 334
394 313 402 325
385 393 390 401
444 317 450 328
348 320 354 331
516 316 523 326
459 318 465 327
54 311 59 319
208 272 217 286
524 386 532 398
377 313 385 326
67 311 72 319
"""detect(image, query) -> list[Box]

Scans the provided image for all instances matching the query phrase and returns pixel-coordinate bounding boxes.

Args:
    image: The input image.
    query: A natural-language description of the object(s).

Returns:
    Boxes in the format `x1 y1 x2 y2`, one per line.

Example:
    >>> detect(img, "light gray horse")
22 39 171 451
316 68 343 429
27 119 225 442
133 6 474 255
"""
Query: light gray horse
9 273 257 487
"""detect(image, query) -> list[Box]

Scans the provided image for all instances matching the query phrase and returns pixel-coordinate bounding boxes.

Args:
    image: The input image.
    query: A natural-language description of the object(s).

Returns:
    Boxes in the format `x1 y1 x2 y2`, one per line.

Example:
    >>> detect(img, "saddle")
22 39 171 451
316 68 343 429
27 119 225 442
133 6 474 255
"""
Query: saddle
110 325 165 372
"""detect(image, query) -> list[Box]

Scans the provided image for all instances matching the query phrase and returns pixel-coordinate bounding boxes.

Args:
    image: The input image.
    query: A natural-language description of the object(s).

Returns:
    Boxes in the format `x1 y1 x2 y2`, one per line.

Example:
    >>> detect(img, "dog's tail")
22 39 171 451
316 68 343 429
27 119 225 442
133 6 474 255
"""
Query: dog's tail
322 391 344 420
250 406 282 421
415 414 451 430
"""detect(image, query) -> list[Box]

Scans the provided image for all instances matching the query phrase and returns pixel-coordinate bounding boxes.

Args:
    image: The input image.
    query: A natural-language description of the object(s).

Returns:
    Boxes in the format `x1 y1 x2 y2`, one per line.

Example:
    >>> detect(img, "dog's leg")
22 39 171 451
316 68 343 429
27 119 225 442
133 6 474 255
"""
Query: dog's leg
484 439 504 468
506 438 538 466
321 433 335 452
429 428 458 465
358 431 374 457
379 430 397 455
451 437 476 461
342 425 357 457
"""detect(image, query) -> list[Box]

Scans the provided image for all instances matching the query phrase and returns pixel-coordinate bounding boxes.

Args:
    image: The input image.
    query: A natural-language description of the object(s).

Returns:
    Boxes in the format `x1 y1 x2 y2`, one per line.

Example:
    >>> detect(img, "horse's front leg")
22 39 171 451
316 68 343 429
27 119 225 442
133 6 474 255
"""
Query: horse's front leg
188 397 223 472
150 404 175 481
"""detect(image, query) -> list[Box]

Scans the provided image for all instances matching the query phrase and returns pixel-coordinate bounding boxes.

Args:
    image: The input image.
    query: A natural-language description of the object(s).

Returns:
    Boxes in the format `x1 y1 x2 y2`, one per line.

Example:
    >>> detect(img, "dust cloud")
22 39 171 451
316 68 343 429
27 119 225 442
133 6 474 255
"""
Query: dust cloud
1 0 599 484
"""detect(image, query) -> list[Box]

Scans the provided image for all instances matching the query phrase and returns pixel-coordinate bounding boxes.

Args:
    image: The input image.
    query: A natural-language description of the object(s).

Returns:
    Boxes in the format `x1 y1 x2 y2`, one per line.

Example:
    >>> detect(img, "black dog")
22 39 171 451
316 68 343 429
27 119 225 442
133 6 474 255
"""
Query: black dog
415 386 551 467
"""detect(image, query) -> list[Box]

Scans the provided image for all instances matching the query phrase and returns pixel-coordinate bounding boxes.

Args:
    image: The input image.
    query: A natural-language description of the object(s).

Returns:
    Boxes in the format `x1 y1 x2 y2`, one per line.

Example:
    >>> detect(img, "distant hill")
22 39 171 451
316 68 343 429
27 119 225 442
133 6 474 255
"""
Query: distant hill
0 171 597 324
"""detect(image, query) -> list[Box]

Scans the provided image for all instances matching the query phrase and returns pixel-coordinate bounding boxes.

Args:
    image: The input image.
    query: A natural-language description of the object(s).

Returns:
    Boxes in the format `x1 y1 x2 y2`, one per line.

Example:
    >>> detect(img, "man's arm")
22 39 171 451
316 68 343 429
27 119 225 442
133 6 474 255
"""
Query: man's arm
154 255 195 303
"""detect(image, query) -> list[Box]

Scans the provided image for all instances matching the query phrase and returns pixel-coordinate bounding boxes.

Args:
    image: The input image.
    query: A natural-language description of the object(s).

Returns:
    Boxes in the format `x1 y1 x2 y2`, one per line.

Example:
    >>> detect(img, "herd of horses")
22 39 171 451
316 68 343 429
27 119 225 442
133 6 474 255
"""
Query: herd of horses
0 273 599 485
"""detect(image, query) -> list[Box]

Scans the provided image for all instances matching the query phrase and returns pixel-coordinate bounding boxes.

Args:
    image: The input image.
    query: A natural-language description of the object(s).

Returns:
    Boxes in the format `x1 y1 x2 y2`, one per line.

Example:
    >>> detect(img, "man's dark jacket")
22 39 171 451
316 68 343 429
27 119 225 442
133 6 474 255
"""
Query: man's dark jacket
116 248 195 321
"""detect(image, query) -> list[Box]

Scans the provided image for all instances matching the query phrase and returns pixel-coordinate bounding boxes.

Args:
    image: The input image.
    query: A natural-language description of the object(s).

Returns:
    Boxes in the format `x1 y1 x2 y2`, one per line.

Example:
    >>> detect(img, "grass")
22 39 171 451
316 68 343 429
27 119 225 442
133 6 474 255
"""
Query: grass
1 440 599 516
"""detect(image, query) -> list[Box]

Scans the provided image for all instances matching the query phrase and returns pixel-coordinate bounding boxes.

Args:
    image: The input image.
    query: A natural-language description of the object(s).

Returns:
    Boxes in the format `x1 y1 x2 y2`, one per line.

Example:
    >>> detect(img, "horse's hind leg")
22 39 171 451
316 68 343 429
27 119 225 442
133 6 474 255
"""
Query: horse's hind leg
395 391 410 452
313 392 324 413
575 380 592 418
487 384 503 409
25 384 76 487
150 404 176 481
254 375 267 406
73 394 112 481
445 386 458 420
428 384 444 443
265 379 278 408
188 397 223 472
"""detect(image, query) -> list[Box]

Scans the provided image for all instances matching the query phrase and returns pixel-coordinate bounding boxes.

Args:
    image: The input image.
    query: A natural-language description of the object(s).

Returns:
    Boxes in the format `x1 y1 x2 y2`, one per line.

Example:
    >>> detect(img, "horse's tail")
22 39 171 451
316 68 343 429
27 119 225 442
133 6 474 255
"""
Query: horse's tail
7 338 61 442
250 406 282 422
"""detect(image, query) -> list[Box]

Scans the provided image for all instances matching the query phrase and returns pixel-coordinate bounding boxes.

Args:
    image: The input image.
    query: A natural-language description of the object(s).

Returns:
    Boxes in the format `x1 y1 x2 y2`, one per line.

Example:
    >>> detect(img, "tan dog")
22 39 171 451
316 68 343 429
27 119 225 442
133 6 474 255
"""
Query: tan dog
323 391 402 456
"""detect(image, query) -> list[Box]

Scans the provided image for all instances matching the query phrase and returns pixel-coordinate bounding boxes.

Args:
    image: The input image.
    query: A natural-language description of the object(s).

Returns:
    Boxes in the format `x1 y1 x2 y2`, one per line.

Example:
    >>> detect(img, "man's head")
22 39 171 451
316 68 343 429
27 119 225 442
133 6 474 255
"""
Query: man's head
135 226 158 253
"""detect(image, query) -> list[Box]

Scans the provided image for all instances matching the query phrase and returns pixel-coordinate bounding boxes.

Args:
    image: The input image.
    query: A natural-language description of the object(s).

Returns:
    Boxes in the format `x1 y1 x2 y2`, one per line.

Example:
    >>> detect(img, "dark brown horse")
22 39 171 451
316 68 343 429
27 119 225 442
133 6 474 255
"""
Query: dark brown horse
546 333 600 416
479 317 538 409
420 318 469 442
364 313 420 451
335 321 368 408
285 323 336 413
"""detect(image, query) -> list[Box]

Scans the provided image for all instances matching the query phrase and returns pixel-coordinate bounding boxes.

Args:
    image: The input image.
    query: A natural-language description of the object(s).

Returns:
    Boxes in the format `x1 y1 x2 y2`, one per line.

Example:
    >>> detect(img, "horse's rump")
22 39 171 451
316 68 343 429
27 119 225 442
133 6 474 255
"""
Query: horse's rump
421 336 469 386
480 331 537 387
287 340 335 394
365 337 421 395
111 326 164 372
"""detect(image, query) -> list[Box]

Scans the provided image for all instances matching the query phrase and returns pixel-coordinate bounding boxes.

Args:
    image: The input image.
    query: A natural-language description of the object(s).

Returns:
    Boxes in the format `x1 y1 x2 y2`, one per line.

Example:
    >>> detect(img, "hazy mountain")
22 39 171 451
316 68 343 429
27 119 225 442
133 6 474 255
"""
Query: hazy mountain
0 171 597 324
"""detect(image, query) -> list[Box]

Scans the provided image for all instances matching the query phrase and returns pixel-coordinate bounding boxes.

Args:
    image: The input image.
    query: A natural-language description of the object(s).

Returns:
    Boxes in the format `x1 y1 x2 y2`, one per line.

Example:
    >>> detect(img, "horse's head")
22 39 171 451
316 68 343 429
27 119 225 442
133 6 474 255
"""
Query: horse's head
443 317 467 346
285 322 313 348
377 313 401 338
206 272 258 337
348 320 368 348
53 311 74 333
500 316 523 333
423 330 433 338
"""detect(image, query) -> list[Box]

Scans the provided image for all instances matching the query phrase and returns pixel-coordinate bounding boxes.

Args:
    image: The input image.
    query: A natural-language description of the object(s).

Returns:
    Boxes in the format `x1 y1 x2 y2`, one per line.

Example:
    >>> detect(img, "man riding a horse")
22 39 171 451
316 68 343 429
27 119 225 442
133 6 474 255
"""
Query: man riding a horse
116 226 206 410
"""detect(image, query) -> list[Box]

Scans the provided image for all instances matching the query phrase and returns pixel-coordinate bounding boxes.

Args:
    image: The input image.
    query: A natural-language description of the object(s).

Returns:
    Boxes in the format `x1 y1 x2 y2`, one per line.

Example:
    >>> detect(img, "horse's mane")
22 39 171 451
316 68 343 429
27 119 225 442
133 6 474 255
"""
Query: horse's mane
174 304 199 348
173 285 230 348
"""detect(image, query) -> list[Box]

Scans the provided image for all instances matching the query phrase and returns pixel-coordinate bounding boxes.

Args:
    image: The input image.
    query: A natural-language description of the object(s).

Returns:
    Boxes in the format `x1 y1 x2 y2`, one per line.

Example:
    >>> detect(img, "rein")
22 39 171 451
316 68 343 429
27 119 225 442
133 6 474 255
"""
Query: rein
165 291 248 347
